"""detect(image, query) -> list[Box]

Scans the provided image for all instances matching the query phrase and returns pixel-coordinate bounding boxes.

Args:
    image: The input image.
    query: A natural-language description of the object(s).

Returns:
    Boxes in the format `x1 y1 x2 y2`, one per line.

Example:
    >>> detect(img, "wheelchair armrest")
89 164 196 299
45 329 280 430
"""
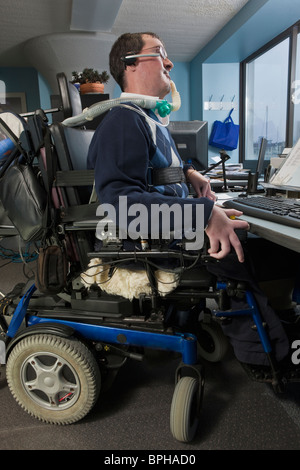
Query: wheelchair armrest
70 218 99 230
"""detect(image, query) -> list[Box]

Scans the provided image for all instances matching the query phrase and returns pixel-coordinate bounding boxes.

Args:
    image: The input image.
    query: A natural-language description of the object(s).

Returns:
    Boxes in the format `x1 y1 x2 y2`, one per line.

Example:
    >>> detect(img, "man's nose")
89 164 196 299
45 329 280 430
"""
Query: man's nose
164 57 173 70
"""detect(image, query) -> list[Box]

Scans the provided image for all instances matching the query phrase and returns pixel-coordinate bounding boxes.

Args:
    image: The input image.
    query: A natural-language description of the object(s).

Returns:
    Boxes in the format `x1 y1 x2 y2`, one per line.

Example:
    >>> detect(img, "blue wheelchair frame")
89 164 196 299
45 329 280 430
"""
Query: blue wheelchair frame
7 283 198 366
5 273 283 393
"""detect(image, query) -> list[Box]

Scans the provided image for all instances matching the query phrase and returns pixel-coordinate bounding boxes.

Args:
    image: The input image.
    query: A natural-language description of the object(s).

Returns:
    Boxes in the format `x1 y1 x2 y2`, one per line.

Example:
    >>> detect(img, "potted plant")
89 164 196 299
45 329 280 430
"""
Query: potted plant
71 68 110 94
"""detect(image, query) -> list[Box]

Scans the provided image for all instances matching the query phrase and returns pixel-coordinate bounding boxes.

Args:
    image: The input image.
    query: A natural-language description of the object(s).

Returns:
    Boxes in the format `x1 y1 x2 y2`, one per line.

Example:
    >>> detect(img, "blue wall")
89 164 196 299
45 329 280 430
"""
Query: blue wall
167 62 190 122
38 73 52 113
0 67 41 112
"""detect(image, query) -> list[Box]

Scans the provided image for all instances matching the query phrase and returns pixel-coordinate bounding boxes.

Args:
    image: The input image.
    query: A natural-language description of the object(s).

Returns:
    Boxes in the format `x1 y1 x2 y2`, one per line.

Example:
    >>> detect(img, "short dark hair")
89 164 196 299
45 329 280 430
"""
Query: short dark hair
109 32 160 91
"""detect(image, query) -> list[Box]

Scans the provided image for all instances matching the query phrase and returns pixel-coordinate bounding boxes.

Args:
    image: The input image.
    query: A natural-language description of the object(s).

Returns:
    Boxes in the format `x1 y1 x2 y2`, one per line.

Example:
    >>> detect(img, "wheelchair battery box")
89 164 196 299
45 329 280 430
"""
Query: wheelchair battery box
71 293 133 316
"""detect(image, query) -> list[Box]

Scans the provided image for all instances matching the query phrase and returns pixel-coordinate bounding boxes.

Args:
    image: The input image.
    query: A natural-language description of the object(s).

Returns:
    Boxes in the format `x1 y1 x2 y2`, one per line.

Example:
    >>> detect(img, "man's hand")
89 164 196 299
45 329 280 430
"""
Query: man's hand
186 169 216 201
205 205 250 263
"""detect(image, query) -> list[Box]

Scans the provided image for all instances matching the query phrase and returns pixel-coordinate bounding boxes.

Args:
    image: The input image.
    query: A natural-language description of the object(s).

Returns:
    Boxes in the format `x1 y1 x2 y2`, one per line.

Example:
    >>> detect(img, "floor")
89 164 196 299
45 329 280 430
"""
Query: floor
0 258 299 451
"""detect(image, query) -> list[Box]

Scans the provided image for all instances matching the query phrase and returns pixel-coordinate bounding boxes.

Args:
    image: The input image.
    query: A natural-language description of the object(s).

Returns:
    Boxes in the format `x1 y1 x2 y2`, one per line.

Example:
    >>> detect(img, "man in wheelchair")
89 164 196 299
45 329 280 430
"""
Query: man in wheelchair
0 32 299 442
87 31 300 369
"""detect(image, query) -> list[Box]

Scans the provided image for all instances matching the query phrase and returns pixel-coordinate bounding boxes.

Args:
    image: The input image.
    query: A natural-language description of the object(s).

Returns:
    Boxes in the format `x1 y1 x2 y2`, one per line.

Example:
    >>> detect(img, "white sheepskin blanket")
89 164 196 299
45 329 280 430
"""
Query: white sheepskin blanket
81 258 179 300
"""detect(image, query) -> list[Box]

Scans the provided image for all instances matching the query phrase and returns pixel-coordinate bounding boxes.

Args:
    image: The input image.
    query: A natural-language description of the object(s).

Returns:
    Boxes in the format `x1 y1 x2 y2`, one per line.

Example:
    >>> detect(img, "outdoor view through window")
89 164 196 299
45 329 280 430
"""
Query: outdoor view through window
245 38 289 163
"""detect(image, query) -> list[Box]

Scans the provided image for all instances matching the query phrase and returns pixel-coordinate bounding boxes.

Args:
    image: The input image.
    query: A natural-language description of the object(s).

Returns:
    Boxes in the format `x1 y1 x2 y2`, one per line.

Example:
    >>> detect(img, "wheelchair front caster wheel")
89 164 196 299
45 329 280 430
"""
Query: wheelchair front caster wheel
170 376 202 442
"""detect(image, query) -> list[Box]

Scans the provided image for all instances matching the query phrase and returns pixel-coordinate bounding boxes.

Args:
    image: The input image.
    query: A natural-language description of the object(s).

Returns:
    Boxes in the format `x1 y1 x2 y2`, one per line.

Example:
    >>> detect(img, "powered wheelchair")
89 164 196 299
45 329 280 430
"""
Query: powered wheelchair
0 76 298 443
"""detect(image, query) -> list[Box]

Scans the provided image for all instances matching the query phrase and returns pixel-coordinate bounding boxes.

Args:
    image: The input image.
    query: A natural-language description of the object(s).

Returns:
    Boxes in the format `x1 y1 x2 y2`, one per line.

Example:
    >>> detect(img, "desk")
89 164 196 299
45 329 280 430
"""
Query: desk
241 214 300 253
216 192 300 253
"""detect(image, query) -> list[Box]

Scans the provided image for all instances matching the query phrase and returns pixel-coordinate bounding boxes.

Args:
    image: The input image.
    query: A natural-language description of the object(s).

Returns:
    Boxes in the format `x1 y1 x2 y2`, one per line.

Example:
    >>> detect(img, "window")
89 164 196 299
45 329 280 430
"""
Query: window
293 32 300 145
245 39 289 166
241 21 300 172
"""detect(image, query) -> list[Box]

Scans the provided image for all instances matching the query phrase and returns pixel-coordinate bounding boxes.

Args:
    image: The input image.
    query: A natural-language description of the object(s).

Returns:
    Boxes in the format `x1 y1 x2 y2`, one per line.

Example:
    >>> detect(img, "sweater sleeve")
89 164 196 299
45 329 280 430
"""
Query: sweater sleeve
87 106 214 239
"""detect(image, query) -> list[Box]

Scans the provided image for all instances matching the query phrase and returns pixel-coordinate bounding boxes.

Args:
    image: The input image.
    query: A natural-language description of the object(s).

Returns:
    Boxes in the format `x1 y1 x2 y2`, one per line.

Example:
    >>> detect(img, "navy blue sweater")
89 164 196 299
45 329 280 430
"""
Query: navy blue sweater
87 105 214 239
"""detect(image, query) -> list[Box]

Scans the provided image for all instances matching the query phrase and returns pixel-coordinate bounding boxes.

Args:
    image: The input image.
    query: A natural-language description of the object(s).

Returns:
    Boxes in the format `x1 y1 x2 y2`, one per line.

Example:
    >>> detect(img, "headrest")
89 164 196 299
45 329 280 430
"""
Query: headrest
57 72 83 119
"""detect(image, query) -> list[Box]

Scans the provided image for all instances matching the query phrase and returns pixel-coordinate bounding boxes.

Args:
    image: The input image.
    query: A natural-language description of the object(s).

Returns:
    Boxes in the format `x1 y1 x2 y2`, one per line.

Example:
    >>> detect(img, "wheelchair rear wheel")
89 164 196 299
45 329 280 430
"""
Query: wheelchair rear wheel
197 320 229 362
170 376 201 442
6 334 101 424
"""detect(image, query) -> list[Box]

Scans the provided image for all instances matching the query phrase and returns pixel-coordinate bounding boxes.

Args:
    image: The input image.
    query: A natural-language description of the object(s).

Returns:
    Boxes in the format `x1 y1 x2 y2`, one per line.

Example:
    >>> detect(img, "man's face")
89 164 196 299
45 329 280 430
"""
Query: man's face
130 34 174 99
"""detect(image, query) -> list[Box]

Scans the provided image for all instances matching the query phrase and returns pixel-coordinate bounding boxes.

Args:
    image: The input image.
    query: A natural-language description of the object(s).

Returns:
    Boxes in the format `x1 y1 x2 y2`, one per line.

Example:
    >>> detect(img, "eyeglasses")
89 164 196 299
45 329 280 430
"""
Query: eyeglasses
122 45 169 66
140 45 168 60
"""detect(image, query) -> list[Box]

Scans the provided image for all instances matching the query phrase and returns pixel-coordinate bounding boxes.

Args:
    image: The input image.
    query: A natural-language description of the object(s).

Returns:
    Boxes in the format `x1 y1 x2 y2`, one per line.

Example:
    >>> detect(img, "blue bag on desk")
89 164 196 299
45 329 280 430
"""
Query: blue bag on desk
209 108 239 151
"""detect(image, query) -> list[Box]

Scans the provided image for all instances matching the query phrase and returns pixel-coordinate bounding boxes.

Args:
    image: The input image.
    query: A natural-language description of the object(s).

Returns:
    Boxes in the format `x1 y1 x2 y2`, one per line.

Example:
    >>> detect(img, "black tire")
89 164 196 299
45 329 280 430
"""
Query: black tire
197 321 229 362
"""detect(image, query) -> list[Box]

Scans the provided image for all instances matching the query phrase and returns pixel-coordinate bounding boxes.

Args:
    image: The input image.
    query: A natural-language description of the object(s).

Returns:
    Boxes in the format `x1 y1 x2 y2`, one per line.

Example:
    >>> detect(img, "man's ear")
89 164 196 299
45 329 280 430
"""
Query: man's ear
125 62 137 74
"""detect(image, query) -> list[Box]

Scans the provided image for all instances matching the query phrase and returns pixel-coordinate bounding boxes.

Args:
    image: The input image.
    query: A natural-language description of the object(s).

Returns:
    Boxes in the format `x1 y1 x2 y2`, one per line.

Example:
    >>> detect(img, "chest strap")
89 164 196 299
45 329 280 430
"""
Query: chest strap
148 167 186 186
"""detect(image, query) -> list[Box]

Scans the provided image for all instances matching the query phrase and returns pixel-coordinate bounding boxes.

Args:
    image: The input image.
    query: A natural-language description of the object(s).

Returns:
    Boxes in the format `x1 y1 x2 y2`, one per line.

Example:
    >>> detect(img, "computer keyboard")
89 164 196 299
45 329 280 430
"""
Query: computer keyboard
223 195 300 228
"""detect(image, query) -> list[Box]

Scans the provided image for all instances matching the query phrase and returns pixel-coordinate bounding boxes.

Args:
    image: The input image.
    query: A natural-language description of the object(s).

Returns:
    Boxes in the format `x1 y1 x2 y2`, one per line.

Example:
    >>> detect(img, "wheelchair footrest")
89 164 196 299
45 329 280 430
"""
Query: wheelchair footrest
240 362 275 383
240 361 300 385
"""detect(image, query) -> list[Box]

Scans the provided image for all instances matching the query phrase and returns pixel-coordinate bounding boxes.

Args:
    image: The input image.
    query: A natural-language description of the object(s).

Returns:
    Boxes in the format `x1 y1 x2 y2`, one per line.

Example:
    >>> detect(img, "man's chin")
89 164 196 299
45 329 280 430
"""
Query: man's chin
160 82 171 99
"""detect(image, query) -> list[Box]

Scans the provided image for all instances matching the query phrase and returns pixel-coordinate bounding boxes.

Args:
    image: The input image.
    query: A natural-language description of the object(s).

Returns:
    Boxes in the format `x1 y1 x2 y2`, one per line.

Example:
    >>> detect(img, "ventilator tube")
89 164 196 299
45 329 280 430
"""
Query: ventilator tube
62 81 181 127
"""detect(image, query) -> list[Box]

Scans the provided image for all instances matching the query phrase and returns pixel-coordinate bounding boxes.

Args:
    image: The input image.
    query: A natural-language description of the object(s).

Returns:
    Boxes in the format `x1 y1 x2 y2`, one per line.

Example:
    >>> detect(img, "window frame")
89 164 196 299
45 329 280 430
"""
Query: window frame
240 20 300 171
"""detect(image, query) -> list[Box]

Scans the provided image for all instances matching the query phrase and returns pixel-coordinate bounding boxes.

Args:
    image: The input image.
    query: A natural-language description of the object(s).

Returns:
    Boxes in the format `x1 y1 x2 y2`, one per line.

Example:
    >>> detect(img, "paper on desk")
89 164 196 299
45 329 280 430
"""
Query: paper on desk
215 191 238 207
210 157 243 170
270 138 300 188
208 158 245 178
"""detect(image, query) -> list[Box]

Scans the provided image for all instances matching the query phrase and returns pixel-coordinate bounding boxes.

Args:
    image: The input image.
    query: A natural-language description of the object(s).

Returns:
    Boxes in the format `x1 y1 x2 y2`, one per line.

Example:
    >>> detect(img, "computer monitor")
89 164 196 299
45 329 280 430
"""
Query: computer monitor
256 137 267 176
246 137 268 194
168 121 208 171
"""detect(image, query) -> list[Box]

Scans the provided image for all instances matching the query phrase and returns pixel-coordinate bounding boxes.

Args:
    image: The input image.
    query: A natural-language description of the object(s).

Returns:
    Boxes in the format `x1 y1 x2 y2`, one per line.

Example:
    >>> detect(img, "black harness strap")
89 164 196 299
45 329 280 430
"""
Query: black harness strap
148 166 186 186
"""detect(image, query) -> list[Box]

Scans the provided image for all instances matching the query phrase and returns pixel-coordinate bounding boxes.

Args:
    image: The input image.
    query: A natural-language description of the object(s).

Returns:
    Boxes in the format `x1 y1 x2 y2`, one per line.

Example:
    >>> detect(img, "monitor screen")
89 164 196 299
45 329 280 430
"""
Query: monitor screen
168 121 208 171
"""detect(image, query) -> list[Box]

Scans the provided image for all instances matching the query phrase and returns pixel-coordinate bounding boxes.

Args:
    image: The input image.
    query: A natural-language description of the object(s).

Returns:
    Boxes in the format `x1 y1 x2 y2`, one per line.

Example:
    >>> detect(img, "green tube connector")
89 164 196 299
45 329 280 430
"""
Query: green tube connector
154 100 172 117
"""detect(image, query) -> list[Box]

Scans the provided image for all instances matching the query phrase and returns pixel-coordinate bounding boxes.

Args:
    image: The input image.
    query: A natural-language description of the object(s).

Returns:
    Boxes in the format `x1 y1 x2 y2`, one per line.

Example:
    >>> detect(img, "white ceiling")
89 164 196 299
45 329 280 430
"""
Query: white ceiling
0 0 249 92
